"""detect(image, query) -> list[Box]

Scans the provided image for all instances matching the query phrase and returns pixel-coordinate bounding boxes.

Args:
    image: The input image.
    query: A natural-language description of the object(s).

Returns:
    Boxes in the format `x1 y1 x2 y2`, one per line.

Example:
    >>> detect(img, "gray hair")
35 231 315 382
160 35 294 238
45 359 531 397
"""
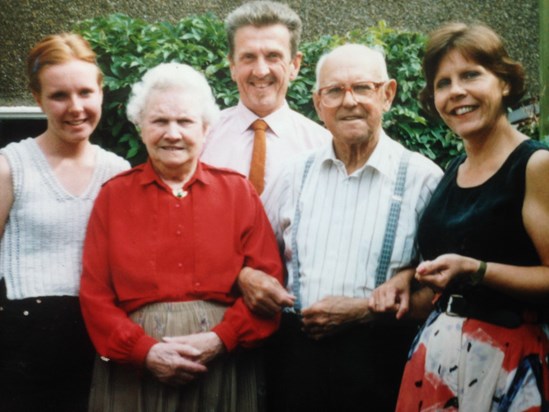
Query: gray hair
126 62 220 127
225 1 302 58
314 44 390 91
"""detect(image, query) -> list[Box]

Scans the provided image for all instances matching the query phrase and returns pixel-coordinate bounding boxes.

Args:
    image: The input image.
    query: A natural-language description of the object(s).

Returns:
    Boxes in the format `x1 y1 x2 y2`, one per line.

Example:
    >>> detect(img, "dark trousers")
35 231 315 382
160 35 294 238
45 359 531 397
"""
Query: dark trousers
265 312 418 412
0 281 95 412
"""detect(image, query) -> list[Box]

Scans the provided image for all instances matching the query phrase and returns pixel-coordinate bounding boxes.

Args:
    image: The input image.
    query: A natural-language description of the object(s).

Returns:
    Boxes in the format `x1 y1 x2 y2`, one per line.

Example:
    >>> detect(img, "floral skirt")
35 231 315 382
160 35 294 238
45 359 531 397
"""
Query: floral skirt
88 300 265 412
396 310 549 412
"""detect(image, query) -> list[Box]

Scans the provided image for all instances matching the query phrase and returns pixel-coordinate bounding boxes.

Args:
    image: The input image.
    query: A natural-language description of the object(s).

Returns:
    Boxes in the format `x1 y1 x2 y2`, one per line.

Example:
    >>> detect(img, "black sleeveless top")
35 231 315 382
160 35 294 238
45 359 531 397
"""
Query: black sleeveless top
416 139 548 306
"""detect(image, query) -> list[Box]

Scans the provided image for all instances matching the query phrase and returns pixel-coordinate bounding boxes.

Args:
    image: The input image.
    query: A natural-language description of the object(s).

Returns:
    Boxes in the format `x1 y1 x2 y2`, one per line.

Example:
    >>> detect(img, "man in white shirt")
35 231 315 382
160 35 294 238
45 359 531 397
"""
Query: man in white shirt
239 44 443 411
201 1 330 198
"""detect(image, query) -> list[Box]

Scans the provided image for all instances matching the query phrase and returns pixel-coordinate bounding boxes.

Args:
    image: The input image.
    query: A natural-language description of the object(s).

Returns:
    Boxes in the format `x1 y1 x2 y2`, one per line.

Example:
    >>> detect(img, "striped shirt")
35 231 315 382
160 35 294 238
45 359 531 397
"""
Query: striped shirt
263 132 443 309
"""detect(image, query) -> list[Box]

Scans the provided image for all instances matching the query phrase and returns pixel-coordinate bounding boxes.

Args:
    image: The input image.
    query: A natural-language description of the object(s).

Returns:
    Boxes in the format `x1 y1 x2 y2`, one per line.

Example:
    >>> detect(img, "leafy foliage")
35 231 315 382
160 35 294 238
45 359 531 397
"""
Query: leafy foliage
76 14 538 167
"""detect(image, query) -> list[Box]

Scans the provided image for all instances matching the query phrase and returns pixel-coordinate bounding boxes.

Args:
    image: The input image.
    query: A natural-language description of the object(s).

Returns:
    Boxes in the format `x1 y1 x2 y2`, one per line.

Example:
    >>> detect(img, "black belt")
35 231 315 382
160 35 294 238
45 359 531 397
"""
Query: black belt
439 294 524 329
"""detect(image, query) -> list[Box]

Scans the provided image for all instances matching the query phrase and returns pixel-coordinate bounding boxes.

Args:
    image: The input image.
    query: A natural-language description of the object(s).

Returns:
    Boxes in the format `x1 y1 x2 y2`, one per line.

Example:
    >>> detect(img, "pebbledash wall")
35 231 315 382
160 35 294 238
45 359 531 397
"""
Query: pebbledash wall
0 0 539 143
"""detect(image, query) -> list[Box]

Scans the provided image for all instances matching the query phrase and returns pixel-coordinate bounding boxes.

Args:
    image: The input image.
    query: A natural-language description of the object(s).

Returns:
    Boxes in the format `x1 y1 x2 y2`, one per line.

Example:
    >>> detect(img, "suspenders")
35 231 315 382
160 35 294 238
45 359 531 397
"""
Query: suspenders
374 149 412 286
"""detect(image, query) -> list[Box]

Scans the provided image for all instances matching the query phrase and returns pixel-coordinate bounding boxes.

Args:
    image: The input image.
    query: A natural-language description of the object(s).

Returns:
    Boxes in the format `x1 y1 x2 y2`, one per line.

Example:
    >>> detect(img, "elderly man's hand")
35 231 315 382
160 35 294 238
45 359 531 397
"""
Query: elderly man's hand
368 268 414 320
163 332 225 365
145 341 207 385
301 296 373 340
238 267 295 317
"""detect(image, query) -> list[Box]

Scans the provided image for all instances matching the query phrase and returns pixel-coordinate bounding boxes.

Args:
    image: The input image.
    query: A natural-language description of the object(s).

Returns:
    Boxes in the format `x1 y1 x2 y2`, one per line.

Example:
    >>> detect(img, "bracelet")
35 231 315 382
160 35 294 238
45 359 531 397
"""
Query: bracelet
470 260 487 286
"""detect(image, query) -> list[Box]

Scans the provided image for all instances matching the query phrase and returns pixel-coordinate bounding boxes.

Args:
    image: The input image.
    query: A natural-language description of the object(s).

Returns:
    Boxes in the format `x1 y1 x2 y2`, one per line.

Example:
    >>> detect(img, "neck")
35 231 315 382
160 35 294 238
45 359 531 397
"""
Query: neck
36 132 91 159
461 116 524 167
154 161 198 189
333 134 379 175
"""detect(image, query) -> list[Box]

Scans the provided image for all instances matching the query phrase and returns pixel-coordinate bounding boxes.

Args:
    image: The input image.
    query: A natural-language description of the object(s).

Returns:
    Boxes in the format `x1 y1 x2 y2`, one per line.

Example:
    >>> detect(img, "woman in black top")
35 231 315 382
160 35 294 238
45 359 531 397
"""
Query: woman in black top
383 23 549 411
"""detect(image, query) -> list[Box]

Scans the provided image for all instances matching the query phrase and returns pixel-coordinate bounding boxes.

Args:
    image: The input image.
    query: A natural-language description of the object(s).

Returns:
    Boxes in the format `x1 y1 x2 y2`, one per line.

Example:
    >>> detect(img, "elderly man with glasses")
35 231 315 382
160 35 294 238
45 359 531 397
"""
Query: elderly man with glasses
239 43 443 411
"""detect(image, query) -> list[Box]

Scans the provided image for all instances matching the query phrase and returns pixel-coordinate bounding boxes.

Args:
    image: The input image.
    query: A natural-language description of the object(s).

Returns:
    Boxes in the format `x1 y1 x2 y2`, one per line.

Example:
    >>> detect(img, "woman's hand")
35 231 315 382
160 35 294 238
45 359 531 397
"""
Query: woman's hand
145 341 207 385
163 332 225 365
415 253 480 290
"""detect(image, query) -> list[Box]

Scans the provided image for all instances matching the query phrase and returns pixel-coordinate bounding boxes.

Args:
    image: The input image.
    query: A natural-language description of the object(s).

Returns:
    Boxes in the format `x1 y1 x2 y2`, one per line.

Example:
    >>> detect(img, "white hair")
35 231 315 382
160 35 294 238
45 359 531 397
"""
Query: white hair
126 62 220 127
313 44 390 91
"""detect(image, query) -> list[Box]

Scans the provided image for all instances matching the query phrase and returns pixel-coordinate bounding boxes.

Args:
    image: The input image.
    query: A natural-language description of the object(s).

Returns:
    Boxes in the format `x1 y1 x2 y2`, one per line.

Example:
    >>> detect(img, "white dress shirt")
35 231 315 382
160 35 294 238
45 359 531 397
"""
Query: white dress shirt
201 100 331 198
263 132 443 309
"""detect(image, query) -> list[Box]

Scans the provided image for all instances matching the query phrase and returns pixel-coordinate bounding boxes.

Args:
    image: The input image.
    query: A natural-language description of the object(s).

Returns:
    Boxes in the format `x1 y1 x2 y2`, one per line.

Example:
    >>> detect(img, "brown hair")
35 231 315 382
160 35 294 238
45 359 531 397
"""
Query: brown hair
419 22 525 117
225 1 302 59
27 32 102 95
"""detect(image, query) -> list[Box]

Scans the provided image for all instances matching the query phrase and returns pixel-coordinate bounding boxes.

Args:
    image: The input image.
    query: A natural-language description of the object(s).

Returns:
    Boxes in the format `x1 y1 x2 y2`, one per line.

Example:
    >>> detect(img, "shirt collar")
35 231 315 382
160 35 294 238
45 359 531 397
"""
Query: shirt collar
139 158 212 190
319 130 397 178
235 100 291 138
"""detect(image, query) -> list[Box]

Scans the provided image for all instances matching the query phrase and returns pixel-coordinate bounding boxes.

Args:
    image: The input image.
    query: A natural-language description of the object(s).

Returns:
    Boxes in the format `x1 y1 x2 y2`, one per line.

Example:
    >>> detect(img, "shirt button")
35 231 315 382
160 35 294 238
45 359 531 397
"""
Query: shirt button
36 299 42 304
175 203 180 208
23 310 29 316
176 230 182 235
195 282 201 288
178 263 183 268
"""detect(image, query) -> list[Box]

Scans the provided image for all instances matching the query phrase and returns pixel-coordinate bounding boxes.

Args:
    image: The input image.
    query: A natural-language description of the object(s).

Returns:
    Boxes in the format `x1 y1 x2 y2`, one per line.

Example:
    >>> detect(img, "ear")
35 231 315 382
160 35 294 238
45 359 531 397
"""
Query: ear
289 52 303 81
228 54 237 81
312 91 324 122
382 79 397 112
32 91 43 109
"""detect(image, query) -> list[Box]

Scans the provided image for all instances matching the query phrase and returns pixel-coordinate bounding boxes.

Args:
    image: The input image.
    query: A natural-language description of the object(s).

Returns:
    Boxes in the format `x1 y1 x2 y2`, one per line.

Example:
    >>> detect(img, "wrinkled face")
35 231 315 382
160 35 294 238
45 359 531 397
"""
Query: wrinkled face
34 60 102 145
140 88 207 176
313 50 395 150
229 24 302 117
433 49 509 140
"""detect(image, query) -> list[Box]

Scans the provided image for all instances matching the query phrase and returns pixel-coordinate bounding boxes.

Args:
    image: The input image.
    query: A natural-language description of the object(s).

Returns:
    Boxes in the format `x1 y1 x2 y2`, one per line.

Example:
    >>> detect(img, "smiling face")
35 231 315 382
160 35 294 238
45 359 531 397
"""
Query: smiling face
229 24 302 117
34 60 102 146
140 88 207 179
433 49 509 140
313 46 396 152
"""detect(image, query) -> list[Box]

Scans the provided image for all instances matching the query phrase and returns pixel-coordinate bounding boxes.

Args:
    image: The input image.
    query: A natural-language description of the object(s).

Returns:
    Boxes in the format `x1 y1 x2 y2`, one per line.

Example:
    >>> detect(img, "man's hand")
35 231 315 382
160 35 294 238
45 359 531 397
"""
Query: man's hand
238 267 295 317
301 296 373 340
163 332 225 365
145 341 207 386
368 268 414 320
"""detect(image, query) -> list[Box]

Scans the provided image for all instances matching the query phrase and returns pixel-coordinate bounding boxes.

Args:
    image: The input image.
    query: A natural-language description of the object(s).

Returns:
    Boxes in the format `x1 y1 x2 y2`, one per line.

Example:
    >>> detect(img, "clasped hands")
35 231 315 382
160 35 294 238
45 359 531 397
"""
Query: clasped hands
145 331 224 386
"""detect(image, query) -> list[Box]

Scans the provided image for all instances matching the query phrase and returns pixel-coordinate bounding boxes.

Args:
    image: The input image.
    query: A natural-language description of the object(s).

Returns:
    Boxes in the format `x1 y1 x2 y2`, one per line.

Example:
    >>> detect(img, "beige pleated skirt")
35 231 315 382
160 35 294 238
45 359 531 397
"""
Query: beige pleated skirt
88 301 265 412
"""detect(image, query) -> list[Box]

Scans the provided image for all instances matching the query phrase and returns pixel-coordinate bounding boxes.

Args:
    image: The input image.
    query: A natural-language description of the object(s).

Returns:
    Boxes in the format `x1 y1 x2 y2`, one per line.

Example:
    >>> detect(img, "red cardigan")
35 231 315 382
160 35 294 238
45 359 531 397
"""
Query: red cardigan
80 160 283 366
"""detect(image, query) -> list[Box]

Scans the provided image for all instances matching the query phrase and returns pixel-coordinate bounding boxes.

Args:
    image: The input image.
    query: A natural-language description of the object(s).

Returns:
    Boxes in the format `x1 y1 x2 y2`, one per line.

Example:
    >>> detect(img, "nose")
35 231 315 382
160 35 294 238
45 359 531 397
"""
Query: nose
68 95 83 112
341 88 358 107
164 122 181 139
448 80 466 97
252 56 270 77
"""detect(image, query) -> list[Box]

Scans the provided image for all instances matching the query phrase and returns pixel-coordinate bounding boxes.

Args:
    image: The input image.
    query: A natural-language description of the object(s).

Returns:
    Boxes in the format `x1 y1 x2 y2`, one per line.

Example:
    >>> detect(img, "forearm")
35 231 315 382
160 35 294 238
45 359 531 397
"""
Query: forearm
211 298 280 351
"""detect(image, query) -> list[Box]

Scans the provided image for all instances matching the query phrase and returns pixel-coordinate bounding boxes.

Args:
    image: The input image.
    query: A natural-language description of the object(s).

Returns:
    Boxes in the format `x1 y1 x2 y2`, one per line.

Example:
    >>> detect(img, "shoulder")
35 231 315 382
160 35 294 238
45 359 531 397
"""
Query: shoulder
526 145 549 181
382 134 443 179
199 162 254 192
200 162 247 180
287 109 331 134
94 145 131 169
101 163 145 189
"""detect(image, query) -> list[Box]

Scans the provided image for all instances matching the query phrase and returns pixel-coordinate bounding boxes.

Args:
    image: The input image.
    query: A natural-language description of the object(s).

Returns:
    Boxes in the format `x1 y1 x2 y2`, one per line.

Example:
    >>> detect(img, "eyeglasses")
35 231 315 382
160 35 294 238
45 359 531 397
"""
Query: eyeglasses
317 81 386 107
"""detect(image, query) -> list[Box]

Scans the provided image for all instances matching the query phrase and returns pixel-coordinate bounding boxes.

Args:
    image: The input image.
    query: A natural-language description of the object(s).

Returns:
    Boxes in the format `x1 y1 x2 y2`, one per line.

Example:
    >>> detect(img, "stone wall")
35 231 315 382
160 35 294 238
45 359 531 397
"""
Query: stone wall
0 0 539 106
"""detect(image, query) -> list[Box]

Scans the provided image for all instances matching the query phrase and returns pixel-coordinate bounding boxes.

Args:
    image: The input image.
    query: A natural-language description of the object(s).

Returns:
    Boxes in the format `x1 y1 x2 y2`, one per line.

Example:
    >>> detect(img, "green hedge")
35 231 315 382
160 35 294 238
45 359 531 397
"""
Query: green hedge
76 13 534 167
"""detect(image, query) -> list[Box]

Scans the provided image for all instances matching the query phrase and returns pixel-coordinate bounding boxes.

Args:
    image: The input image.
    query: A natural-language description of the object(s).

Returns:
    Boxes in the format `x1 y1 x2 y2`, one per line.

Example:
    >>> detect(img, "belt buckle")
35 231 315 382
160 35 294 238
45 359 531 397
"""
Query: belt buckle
446 294 464 317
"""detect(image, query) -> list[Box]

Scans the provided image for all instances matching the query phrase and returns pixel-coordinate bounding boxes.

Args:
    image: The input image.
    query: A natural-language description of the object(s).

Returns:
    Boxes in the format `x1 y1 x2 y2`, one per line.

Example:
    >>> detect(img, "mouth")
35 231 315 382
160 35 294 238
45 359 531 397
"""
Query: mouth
339 114 364 121
161 146 186 152
249 78 275 90
65 118 87 126
452 105 477 116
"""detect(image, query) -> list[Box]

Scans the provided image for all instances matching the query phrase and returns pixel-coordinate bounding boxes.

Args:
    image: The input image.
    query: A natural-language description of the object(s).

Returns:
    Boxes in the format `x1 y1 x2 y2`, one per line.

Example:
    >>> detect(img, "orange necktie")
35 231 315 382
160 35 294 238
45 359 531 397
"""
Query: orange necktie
249 119 268 195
